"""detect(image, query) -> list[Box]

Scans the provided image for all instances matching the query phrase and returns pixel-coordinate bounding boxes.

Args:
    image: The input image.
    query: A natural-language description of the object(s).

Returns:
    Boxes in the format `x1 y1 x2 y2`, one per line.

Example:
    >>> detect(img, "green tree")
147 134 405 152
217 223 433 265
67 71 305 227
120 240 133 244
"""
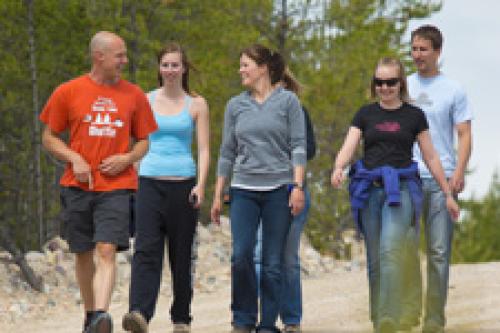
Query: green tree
152 0 274 221
0 0 442 256
0 0 272 250
289 0 441 253
452 173 500 263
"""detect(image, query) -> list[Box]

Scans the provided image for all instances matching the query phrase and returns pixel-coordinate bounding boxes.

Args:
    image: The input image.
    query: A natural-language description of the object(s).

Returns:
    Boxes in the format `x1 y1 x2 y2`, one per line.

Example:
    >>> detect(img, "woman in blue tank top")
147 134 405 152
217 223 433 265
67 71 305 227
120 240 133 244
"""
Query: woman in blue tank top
123 42 209 333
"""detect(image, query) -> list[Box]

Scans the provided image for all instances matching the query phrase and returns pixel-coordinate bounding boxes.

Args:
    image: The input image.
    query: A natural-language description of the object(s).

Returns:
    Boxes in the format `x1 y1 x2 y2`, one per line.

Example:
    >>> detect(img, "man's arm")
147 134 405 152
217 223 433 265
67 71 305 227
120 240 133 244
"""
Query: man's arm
450 120 472 193
98 139 149 176
42 126 93 188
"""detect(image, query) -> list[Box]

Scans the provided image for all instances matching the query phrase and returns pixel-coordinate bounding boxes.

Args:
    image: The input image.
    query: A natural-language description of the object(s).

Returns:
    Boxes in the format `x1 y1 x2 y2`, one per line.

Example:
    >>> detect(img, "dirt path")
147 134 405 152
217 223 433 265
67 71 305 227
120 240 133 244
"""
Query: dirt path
2 262 500 332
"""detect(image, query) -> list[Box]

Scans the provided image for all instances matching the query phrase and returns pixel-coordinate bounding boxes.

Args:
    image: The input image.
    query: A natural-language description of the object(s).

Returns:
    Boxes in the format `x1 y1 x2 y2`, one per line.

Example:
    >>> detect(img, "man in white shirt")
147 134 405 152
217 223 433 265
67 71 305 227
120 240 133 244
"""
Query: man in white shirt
401 24 473 333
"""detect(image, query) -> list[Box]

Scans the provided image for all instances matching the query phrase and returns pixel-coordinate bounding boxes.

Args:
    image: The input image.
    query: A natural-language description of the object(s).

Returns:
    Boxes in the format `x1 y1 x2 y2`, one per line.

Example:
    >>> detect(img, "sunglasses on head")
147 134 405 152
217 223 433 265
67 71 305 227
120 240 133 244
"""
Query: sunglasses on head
373 77 400 87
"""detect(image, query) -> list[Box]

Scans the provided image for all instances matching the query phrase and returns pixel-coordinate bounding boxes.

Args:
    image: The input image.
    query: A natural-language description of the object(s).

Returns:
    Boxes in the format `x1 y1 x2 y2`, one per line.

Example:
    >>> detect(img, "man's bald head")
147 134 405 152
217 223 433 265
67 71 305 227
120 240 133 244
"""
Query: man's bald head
89 31 128 83
89 31 124 58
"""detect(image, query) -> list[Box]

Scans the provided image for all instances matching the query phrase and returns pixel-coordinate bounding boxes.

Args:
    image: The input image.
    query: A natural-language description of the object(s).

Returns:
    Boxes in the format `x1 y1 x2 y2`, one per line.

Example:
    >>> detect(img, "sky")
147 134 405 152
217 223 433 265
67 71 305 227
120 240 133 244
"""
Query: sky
404 0 500 199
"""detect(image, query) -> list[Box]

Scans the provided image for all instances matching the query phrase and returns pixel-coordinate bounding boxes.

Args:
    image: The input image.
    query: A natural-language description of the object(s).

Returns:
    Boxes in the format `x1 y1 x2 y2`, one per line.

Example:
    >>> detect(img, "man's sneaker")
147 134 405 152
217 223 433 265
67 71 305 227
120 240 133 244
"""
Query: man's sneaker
283 324 301 332
88 312 113 333
172 323 191 332
122 311 148 333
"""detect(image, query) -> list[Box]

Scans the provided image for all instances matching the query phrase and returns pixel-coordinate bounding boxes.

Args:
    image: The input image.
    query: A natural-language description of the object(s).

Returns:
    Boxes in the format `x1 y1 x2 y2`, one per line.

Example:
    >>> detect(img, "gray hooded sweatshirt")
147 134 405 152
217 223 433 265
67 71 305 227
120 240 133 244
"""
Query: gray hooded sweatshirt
217 87 306 188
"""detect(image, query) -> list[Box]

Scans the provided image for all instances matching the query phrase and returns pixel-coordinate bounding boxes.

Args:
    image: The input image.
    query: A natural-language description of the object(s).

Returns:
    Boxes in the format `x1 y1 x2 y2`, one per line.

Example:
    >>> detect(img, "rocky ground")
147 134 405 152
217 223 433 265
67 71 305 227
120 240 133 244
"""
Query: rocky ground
1 218 500 332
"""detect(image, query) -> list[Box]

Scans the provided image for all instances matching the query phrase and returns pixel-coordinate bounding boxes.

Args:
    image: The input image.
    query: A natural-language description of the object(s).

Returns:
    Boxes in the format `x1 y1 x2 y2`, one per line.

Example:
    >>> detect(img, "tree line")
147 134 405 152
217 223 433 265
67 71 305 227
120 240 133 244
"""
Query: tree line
2 0 458 259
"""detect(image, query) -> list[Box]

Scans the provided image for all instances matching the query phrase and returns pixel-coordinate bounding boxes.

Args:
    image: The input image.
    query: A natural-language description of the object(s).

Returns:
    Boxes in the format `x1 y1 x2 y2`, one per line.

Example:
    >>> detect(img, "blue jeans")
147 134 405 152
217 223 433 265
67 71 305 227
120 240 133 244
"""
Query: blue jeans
403 178 454 329
255 188 311 325
230 186 292 331
361 182 414 327
400 224 422 324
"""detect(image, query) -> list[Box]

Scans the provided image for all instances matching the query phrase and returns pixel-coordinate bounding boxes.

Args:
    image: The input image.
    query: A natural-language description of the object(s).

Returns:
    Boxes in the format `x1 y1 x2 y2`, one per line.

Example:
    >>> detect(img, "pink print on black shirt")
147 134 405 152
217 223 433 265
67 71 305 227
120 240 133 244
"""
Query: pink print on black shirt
375 121 400 132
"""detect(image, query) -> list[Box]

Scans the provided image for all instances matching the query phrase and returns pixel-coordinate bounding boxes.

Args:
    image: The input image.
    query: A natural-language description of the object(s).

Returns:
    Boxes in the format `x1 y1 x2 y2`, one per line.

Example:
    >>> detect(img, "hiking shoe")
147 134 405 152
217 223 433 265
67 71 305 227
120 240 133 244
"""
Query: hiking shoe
173 323 191 332
122 311 148 333
88 312 113 333
283 324 301 332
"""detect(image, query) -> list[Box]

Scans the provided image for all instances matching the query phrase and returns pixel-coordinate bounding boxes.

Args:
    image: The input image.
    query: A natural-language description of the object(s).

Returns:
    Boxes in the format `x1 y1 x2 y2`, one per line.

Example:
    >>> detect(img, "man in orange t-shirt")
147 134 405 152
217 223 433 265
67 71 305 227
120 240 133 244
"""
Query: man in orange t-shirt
40 31 157 333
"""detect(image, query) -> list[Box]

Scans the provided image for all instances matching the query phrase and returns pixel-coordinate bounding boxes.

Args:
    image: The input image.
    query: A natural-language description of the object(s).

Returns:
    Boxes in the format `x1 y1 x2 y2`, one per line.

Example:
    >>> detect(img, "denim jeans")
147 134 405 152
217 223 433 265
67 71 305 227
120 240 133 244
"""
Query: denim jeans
402 178 454 329
230 186 292 331
361 182 414 327
400 224 422 324
255 188 311 325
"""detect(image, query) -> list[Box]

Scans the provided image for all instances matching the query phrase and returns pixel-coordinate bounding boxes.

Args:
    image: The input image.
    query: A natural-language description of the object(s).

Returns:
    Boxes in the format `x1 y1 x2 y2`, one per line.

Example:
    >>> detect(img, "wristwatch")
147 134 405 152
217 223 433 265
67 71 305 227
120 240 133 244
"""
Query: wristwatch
291 182 304 191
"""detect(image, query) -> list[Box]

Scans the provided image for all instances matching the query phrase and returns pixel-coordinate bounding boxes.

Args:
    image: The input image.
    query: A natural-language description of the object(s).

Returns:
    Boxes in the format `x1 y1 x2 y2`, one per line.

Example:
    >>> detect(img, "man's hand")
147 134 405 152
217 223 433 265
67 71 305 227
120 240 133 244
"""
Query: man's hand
446 196 460 221
449 170 465 194
99 154 131 176
71 155 93 189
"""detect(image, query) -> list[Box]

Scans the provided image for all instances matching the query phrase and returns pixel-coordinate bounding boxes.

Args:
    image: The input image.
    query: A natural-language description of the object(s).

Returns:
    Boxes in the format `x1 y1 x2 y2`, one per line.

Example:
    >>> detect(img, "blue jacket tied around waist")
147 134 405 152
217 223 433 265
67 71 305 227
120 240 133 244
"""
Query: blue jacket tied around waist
348 160 423 234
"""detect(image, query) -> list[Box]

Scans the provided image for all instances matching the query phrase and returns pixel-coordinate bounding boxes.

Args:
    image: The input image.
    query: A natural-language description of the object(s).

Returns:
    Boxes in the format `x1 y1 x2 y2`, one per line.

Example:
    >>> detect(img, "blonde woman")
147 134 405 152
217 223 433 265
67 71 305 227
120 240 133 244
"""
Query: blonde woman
331 57 459 333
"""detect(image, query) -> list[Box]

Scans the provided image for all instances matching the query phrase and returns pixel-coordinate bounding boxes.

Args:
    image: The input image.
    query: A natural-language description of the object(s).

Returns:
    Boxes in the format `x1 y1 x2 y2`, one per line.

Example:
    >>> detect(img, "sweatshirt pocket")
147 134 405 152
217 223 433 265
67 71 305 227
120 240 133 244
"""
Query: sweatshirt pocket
236 141 290 174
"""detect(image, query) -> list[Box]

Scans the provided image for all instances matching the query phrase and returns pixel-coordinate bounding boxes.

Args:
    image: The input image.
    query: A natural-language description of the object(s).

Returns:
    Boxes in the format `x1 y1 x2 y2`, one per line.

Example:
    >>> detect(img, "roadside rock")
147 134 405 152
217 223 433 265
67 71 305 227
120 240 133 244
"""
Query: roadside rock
0 216 338 324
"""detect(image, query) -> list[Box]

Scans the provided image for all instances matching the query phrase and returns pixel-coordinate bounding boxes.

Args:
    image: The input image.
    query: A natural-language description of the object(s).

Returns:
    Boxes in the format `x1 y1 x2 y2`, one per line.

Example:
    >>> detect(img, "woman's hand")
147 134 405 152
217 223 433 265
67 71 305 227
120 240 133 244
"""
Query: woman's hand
189 185 204 209
211 197 222 225
330 127 361 189
211 177 227 225
331 167 345 188
445 195 460 221
289 187 305 216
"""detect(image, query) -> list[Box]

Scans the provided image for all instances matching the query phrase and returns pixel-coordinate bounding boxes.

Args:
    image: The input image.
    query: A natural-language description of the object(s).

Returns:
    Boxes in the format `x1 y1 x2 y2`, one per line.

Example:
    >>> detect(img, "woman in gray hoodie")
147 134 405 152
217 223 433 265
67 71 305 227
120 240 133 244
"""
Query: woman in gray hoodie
211 44 306 333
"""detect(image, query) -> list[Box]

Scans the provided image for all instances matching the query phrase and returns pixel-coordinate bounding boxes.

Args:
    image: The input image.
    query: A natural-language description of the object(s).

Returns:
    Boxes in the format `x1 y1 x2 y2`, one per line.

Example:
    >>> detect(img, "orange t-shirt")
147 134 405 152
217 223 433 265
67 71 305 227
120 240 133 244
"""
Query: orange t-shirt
40 75 158 191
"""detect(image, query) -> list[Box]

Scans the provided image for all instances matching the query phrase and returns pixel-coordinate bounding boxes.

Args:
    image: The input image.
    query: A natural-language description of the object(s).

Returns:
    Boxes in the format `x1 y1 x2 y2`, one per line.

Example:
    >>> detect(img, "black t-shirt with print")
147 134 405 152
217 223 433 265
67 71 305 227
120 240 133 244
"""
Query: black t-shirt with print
351 102 428 169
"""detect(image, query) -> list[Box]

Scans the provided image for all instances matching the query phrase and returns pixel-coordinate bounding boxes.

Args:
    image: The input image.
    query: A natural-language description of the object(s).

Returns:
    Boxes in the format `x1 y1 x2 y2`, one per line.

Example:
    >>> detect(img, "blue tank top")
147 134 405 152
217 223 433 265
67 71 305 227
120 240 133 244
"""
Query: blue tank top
139 90 196 177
